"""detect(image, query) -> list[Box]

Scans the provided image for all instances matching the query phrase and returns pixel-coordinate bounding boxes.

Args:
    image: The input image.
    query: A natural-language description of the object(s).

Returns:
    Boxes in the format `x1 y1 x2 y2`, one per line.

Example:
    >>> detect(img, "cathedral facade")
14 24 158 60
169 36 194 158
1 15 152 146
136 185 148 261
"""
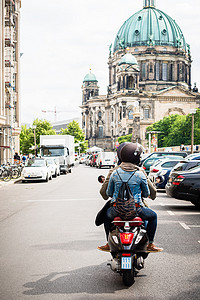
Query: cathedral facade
81 0 200 150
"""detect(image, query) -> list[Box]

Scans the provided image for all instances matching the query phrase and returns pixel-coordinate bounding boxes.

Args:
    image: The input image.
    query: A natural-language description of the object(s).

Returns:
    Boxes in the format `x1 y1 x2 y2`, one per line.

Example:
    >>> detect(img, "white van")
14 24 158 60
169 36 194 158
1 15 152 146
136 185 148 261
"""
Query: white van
96 152 116 168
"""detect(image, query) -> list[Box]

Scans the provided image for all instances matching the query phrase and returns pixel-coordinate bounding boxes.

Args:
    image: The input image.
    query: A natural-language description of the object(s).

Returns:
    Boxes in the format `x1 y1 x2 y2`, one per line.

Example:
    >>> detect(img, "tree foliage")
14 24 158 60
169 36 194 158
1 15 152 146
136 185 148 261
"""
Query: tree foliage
20 119 56 154
118 134 132 144
146 109 200 147
60 120 88 152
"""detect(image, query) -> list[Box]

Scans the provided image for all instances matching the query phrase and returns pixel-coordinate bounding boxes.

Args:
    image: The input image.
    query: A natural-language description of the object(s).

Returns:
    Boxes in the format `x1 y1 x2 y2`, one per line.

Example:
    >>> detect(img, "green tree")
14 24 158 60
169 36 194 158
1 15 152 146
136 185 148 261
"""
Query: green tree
20 125 34 154
20 119 56 154
118 134 132 144
60 120 88 152
33 119 56 145
146 109 200 147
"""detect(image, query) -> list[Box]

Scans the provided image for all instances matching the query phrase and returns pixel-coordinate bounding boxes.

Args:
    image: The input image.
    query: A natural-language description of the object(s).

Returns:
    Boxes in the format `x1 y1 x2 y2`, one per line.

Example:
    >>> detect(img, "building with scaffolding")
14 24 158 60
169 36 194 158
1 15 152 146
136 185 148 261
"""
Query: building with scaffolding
0 0 21 164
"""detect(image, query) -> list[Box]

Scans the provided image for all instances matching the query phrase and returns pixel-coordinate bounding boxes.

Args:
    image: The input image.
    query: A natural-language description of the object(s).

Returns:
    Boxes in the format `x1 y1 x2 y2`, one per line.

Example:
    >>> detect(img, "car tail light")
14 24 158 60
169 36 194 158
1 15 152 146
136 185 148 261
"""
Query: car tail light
151 168 159 173
172 175 184 185
120 233 134 244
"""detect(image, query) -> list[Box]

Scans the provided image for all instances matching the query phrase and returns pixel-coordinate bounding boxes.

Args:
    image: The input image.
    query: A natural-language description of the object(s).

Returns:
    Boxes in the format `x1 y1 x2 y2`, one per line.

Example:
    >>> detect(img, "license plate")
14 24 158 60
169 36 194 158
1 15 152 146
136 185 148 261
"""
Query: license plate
121 257 132 269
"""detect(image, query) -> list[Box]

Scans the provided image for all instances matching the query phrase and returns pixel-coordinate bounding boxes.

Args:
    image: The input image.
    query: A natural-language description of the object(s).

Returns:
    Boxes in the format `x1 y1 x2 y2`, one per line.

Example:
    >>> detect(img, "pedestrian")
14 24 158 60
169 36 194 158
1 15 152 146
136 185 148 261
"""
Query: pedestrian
14 152 20 164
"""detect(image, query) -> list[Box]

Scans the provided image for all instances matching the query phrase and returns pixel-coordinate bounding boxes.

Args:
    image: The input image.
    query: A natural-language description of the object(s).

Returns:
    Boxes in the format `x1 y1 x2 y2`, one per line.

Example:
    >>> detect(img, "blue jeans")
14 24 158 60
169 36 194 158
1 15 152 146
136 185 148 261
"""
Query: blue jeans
104 206 157 243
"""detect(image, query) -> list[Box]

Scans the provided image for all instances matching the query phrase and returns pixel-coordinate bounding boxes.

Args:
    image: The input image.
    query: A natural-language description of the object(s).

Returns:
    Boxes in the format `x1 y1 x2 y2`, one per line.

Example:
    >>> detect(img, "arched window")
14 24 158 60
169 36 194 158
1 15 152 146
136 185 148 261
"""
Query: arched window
120 107 122 120
149 63 153 73
98 111 102 118
155 62 160 80
128 110 133 120
162 63 168 81
128 76 134 89
144 108 150 119
142 63 146 80
98 126 103 138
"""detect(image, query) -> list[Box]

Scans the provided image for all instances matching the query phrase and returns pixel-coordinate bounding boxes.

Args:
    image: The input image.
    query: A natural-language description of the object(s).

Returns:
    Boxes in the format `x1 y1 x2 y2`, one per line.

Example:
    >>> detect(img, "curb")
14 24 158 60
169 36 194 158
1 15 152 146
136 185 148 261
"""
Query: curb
0 177 22 187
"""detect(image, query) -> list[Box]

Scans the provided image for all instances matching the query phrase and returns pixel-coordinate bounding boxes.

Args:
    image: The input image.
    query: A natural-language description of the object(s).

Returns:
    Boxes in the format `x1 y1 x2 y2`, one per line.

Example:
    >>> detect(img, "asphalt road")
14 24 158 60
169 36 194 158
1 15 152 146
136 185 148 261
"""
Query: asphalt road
0 164 199 300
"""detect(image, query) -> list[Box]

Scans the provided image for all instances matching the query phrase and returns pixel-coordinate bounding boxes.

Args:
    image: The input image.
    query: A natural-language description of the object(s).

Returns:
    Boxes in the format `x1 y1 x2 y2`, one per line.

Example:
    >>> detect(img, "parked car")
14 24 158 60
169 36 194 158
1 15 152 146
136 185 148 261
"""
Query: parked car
21 158 52 182
140 151 188 166
45 157 60 177
165 165 200 208
149 157 183 189
185 153 200 160
96 151 116 168
79 155 87 164
142 155 181 175
171 160 200 173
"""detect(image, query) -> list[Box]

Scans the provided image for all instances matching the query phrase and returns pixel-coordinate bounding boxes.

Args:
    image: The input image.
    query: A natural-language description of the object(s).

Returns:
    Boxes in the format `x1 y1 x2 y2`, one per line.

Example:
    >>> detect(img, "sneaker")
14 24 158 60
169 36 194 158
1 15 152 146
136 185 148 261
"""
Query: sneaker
97 243 110 252
147 243 163 252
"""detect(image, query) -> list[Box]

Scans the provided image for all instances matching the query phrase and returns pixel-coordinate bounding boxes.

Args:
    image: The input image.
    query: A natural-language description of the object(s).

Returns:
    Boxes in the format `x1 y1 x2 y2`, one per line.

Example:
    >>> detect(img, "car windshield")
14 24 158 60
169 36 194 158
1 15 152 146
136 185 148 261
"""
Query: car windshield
173 162 187 171
186 153 200 160
26 159 46 167
151 152 187 158
161 161 180 168
41 148 64 157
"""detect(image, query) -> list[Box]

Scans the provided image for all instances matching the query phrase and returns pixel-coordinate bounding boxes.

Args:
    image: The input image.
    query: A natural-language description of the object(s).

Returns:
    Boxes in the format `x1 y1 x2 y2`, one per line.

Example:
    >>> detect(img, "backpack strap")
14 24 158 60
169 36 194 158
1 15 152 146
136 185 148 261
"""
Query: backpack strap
116 169 136 183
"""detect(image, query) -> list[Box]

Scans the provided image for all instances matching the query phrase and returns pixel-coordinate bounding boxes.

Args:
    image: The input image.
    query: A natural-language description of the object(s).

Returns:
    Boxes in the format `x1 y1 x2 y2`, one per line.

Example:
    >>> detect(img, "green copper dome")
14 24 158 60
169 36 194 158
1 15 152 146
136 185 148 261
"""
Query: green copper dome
118 53 138 66
83 71 98 83
113 4 186 52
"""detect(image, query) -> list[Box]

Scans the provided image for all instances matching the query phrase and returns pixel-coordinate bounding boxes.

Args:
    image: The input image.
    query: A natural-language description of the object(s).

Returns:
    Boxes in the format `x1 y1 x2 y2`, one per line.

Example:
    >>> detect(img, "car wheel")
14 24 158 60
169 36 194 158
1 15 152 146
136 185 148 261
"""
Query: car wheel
54 171 57 178
45 175 49 182
49 174 52 180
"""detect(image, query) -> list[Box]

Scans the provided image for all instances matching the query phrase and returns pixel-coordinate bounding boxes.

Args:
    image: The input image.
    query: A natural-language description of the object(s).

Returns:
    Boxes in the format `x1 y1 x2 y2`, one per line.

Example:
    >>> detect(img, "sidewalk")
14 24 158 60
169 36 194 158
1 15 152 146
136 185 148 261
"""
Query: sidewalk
0 177 21 188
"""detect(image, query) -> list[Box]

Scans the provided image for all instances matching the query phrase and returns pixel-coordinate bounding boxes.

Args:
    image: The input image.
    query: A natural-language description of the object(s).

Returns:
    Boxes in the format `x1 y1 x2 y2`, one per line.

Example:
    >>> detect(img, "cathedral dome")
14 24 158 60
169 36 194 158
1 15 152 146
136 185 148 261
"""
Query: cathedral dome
118 53 138 66
83 71 98 82
113 1 186 52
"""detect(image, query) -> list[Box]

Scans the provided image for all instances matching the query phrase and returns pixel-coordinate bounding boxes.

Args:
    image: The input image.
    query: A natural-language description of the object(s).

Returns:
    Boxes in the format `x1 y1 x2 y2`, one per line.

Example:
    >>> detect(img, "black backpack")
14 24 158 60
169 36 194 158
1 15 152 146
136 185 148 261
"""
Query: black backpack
114 170 137 220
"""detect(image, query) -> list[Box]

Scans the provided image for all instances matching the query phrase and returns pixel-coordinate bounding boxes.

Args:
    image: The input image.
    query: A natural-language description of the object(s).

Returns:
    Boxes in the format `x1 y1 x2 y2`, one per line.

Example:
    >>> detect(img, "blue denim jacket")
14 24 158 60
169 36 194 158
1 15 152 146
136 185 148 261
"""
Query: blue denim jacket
106 167 150 206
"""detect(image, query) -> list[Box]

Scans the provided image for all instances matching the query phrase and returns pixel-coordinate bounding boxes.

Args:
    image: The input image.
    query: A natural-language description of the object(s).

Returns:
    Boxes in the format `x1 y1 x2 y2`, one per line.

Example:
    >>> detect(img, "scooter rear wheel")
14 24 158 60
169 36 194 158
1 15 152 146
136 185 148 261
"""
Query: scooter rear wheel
122 269 135 286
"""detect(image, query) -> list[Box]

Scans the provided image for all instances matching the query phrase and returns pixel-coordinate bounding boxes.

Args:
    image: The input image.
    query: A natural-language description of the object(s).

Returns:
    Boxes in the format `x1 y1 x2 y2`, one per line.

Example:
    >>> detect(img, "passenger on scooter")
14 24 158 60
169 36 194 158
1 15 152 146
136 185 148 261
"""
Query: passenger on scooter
98 142 163 253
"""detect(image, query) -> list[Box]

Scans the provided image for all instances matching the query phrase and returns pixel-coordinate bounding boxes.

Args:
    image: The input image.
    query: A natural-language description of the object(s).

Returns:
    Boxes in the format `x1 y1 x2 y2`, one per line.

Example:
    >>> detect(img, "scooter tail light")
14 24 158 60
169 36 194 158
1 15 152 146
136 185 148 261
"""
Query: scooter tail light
122 253 131 257
151 168 159 173
120 233 134 244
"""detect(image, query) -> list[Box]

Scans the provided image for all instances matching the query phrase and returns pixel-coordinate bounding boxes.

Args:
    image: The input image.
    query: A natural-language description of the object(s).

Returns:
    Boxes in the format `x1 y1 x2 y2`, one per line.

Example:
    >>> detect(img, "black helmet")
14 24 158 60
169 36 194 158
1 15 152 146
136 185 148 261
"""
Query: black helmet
117 142 131 163
120 143 143 165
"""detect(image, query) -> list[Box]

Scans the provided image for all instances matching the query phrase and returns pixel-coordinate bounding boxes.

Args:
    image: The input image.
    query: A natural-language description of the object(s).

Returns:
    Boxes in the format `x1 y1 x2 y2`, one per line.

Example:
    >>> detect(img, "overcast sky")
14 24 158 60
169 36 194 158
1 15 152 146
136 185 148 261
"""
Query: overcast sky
20 0 200 125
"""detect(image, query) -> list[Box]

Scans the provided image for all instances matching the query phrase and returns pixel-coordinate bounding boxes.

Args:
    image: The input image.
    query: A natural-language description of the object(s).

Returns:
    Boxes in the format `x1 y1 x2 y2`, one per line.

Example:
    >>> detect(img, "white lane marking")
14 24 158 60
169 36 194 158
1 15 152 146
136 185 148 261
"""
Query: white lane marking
159 203 193 206
198 241 200 244
188 225 200 228
167 210 175 216
27 198 96 202
179 222 190 230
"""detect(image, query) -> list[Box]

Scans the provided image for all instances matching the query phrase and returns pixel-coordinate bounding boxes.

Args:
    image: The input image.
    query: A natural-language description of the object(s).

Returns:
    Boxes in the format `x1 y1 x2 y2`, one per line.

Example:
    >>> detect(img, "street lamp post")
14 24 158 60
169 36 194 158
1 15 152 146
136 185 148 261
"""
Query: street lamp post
190 109 197 154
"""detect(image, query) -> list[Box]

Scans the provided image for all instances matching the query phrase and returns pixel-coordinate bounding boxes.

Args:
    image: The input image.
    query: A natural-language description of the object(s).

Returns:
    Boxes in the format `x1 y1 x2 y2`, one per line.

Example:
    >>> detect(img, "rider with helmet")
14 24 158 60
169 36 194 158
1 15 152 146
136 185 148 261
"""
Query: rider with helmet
98 142 163 253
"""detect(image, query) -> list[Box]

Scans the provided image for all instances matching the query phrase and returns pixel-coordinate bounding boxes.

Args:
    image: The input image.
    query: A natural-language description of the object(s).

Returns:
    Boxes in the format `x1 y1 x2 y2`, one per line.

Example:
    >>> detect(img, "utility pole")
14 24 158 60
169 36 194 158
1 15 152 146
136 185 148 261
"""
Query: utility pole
190 109 197 154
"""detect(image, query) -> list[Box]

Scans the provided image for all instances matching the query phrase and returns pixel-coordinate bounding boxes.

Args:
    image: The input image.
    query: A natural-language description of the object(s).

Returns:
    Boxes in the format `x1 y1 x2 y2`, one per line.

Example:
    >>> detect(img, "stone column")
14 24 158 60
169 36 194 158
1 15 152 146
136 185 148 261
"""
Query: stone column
131 112 141 143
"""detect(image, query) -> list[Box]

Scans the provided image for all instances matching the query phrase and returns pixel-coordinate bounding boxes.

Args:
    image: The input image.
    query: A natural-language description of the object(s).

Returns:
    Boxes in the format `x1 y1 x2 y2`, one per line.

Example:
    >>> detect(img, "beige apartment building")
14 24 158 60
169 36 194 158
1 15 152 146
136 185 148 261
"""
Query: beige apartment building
0 0 21 164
